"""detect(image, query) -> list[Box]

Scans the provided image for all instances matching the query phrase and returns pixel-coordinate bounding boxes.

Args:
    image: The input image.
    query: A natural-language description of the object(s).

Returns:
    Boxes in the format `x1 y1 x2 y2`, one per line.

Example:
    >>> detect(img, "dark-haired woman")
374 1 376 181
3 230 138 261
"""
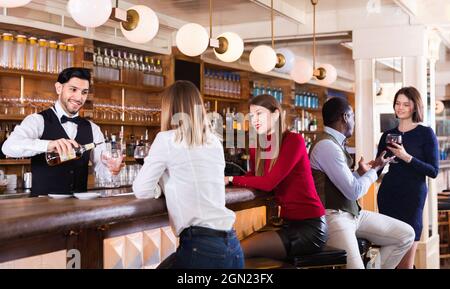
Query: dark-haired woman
377 86 439 269
225 94 327 261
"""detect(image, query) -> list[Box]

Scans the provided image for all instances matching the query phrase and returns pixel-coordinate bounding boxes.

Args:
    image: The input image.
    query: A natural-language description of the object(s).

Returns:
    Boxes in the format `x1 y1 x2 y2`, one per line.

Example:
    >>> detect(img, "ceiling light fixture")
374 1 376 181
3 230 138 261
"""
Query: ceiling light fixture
67 0 112 28
176 0 244 62
0 0 31 8
290 0 337 85
108 1 159 44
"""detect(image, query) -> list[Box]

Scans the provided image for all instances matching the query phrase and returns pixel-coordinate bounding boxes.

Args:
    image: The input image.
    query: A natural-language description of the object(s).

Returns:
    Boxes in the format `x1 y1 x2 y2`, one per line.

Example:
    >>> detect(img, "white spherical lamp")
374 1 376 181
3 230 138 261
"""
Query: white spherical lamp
67 0 112 28
214 32 244 63
120 5 159 44
249 45 277 74
176 23 209 57
274 48 295 74
0 0 31 7
316 64 337 85
290 57 313 84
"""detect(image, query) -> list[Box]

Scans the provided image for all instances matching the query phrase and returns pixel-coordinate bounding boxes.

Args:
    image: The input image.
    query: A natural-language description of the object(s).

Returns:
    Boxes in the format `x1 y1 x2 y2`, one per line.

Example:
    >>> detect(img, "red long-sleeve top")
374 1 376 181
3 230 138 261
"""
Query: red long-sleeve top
233 132 325 221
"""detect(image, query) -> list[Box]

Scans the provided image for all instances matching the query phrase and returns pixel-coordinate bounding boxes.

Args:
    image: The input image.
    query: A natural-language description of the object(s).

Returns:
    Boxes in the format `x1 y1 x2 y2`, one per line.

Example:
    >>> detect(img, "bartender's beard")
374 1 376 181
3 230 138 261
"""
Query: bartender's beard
60 94 85 116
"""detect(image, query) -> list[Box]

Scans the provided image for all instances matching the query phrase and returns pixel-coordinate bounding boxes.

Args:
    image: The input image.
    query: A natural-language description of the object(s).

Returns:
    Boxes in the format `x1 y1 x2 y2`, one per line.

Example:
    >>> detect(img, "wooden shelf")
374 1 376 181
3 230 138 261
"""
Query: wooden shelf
0 114 25 121
204 95 248 103
93 80 164 93
294 107 321 112
0 159 30 165
0 68 58 81
93 119 160 127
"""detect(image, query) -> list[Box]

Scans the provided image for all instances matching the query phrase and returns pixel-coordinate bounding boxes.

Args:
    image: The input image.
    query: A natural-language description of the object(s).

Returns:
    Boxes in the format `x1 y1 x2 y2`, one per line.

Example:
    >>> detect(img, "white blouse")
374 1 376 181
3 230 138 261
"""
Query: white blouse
132 130 235 236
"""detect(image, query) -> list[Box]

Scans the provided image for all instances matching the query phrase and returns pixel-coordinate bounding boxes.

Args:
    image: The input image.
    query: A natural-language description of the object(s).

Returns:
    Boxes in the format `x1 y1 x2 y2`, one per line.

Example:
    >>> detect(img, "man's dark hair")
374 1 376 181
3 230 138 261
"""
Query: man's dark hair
322 97 351 127
57 67 91 84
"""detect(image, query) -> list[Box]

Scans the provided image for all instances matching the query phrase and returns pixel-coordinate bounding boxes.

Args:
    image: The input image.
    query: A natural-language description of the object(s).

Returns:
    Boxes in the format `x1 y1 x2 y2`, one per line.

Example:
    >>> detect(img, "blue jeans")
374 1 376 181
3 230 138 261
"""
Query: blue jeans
171 226 244 269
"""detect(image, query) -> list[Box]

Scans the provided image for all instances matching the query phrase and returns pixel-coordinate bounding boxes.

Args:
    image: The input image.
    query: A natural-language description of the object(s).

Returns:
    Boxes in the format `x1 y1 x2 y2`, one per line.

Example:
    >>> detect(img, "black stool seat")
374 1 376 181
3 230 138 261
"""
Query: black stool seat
293 246 347 268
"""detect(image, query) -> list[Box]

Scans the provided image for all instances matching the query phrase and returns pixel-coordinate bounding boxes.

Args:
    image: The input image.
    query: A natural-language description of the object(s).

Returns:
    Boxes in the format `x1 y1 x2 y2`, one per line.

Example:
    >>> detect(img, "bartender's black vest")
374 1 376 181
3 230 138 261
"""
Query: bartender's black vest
30 108 93 197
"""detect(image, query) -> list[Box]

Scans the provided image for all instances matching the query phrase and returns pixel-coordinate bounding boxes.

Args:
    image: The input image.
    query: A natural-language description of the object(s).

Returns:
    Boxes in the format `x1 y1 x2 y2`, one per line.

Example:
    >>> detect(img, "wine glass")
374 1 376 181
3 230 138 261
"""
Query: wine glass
386 133 402 163
134 145 149 165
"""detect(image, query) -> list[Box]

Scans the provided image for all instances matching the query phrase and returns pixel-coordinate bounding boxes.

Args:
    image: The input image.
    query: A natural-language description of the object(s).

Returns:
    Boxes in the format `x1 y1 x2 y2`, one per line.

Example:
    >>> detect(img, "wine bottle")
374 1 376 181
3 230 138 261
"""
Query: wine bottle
46 142 103 166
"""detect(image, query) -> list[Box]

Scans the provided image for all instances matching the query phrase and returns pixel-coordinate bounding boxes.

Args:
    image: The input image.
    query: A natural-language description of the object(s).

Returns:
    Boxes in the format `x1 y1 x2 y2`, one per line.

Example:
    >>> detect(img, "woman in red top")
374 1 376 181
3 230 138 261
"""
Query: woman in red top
225 94 327 260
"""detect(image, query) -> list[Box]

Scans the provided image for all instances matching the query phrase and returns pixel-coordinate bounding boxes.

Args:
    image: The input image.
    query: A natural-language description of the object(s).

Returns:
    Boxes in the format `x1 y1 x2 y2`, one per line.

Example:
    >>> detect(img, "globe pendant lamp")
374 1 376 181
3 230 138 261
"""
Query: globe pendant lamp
0 0 31 8
274 48 295 74
250 0 289 74
175 0 244 62
250 45 277 74
120 5 159 44
176 23 209 57
291 0 337 85
213 31 244 63
67 0 112 28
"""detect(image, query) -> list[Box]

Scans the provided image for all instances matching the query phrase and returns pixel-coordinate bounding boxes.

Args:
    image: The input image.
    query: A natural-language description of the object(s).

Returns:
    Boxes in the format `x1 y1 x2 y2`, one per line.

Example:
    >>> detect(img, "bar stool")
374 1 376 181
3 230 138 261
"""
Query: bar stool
244 225 347 269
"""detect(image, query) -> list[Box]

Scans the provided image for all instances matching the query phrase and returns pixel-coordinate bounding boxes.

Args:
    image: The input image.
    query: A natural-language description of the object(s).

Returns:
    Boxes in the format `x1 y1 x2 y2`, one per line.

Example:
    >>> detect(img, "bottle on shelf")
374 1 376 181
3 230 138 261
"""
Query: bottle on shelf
13 35 27 70
103 47 110 68
36 38 47 72
0 33 14 68
123 52 130 70
26 37 38 71
110 49 118 69
117 51 124 70
66 44 75 68
47 40 58 73
56 42 66 73
46 142 103 166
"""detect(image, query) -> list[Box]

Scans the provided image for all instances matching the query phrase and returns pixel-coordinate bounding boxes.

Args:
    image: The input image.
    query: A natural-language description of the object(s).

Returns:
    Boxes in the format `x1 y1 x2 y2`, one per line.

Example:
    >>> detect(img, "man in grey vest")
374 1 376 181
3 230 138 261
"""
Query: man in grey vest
309 97 415 269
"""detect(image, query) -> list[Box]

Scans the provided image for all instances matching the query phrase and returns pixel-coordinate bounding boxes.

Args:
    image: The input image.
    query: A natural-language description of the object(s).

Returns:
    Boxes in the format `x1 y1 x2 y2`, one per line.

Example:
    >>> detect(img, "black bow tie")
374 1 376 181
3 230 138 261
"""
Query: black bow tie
61 115 82 124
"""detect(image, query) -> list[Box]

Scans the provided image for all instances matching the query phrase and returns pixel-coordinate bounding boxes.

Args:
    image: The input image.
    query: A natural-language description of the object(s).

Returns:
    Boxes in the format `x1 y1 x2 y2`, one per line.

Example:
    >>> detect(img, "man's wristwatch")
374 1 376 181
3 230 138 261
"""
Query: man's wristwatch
228 176 234 184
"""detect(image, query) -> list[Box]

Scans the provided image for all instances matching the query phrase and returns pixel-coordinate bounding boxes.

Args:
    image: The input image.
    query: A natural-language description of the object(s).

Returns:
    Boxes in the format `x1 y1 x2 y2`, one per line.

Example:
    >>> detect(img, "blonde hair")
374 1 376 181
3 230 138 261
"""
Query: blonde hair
249 94 287 176
160 80 212 146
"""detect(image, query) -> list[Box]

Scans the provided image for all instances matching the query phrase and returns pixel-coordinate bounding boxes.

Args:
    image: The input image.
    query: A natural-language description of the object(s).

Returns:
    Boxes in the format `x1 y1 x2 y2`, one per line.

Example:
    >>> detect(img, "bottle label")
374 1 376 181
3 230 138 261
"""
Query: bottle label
60 149 76 162
84 143 95 151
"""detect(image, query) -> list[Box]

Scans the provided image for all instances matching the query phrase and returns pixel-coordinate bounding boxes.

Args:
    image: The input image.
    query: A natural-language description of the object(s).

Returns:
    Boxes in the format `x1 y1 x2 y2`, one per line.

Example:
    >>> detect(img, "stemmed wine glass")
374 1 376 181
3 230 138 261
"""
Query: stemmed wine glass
386 133 402 164
134 144 149 165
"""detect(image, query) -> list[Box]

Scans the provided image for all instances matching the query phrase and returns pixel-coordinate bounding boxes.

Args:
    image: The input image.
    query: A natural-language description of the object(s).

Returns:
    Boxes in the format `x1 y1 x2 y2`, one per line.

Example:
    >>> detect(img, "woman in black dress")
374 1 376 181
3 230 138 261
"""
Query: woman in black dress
376 87 439 269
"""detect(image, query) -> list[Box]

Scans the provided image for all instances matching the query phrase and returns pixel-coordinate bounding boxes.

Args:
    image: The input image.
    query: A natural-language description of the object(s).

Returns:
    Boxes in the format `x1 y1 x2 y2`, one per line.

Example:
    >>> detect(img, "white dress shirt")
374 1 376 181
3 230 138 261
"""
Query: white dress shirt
132 130 236 236
1 101 110 178
309 126 378 201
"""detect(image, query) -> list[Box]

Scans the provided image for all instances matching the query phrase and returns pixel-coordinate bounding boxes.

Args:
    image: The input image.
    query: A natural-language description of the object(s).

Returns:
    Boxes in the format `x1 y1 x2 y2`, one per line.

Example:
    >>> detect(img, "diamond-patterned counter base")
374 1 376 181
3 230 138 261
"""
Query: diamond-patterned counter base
104 206 267 269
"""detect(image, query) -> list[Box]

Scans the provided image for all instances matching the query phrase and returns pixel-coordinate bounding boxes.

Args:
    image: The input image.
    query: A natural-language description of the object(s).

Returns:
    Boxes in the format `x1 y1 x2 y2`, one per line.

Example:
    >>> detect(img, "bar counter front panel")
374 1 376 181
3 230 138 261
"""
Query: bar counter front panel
0 187 276 269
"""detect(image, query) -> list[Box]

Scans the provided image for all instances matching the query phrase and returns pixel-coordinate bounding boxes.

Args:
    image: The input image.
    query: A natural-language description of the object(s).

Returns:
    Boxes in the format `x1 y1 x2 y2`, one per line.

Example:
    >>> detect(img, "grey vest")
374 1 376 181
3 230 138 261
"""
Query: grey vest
309 133 361 217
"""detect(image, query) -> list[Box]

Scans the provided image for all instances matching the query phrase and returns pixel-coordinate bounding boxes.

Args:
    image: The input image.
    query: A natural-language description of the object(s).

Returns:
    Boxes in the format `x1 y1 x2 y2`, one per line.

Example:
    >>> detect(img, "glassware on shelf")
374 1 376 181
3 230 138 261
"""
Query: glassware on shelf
66 44 75 68
26 37 38 71
56 42 66 73
36 39 48 72
1 33 14 68
47 40 58 73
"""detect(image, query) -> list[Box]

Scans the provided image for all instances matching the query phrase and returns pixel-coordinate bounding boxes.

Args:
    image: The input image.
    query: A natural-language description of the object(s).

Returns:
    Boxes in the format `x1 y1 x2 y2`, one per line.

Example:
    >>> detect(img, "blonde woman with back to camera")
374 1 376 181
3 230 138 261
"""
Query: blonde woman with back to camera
132 80 243 269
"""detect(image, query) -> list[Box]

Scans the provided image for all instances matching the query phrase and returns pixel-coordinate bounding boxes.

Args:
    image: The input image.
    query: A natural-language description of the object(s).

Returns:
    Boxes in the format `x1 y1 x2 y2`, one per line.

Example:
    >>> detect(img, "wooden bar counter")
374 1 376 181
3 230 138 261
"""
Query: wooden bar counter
0 187 275 269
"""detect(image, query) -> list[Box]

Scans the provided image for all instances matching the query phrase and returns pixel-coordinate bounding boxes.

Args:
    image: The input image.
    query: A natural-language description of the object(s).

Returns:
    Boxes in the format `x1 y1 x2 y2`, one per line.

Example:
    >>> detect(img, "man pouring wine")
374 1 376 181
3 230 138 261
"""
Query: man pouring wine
1 67 123 197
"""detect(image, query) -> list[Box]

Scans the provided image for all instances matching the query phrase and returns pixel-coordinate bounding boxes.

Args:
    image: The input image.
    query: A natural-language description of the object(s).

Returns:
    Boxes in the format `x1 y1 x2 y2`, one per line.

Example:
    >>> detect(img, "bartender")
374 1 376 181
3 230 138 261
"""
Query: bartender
1 67 122 197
